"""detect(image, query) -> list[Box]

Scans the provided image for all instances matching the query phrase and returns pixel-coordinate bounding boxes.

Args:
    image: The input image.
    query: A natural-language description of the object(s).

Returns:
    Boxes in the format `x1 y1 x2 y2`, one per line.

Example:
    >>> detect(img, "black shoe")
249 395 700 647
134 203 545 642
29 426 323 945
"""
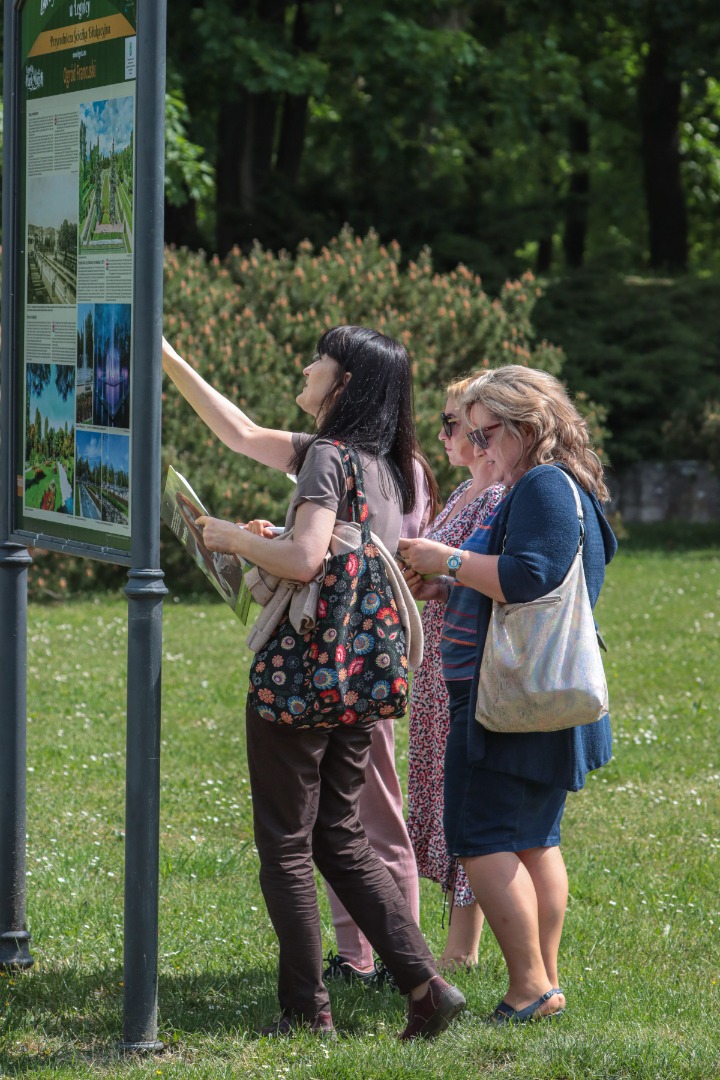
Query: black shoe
323 952 376 986
371 958 398 992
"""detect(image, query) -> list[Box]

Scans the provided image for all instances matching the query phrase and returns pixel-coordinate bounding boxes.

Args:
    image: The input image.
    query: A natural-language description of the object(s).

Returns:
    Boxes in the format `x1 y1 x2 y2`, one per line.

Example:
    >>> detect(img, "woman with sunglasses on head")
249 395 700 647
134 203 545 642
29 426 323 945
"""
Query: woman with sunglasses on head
161 328 466 1040
399 366 616 1025
402 376 505 973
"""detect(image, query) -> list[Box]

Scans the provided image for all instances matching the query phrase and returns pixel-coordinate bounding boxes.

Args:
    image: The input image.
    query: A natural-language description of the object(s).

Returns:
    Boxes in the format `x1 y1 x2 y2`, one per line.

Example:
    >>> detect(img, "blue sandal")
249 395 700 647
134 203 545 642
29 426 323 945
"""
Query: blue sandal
487 988 565 1025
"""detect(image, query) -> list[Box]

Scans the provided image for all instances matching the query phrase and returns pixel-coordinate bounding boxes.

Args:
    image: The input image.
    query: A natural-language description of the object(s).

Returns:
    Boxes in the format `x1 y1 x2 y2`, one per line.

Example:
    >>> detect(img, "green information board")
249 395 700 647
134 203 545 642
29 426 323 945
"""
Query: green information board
12 0 137 562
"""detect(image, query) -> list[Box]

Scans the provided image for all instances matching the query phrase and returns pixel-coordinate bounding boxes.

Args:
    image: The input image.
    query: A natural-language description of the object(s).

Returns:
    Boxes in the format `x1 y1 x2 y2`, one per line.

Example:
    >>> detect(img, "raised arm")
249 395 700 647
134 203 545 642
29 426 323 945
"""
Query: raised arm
162 336 297 472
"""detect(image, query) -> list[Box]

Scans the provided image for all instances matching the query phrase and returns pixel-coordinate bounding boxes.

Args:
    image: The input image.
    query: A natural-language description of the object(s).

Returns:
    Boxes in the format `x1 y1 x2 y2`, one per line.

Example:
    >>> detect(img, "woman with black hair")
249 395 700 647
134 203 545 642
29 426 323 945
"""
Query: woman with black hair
161 328 465 1040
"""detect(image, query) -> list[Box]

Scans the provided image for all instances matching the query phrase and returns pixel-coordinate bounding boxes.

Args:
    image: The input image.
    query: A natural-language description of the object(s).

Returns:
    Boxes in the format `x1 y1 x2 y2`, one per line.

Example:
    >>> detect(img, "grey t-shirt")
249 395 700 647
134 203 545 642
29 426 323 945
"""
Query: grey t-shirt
285 435 403 553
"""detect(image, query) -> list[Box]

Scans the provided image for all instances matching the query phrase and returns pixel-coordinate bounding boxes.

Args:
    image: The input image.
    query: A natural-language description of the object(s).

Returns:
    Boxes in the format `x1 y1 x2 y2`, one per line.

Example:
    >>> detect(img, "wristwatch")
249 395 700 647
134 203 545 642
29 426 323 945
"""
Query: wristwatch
446 550 463 578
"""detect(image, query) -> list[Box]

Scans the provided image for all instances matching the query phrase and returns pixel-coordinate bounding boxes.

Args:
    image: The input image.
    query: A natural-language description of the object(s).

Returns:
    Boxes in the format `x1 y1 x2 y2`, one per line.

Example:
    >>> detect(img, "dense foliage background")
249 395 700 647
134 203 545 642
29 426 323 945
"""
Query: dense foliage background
159 0 720 280
0 2 719 594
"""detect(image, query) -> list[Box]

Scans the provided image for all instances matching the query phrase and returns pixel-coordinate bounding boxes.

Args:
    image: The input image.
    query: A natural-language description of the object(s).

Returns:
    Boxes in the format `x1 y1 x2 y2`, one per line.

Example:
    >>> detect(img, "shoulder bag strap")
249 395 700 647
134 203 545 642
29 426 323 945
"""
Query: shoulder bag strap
551 465 585 553
332 441 370 533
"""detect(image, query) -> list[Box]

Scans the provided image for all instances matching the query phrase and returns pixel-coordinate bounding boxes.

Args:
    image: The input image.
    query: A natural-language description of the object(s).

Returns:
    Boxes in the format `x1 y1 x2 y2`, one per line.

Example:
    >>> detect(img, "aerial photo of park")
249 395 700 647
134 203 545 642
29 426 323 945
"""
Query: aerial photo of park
79 96 134 256
24 362 76 515
91 302 131 428
26 174 78 305
75 430 130 527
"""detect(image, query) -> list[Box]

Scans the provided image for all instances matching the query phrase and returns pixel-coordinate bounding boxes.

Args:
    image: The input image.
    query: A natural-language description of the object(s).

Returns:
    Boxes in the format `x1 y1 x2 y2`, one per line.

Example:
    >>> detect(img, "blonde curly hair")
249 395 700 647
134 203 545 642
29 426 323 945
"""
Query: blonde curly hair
457 365 609 501
445 373 484 401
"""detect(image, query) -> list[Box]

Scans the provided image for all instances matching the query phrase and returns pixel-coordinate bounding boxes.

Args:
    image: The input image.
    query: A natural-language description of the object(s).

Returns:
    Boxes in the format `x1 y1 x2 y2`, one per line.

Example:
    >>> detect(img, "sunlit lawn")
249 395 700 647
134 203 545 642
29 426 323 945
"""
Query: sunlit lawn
2 526 719 1077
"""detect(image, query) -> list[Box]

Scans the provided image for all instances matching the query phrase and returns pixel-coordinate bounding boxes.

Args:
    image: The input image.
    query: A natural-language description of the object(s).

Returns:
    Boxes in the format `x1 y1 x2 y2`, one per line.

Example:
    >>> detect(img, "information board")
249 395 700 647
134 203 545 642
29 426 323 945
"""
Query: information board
12 0 137 562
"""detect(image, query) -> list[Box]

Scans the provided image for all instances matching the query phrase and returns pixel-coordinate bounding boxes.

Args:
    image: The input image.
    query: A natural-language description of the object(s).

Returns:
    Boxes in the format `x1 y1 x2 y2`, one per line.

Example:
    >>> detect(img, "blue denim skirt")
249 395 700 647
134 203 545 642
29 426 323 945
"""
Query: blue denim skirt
443 681 567 857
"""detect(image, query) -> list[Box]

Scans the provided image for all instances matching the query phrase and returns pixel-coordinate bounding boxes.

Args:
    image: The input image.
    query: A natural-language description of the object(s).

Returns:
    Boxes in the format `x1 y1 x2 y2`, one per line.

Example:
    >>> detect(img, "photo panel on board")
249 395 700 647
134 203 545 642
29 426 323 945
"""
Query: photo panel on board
24 362 76 516
26 173 78 307
92 303 131 429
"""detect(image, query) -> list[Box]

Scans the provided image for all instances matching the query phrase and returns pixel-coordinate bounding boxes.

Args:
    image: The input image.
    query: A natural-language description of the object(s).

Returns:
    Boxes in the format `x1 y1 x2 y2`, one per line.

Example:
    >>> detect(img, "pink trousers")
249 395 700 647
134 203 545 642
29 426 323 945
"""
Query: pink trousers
325 716 421 970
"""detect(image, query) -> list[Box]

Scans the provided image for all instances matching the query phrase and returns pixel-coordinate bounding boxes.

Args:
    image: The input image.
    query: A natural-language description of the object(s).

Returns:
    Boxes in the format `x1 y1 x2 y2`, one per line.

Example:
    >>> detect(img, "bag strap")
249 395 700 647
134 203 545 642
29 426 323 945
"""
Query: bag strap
331 441 370 530
551 466 585 553
501 464 585 554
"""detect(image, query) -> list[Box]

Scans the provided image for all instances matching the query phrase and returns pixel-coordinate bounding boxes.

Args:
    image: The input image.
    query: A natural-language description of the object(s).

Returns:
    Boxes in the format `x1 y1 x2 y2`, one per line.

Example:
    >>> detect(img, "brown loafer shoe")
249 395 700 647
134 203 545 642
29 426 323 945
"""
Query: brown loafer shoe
261 1010 337 1039
398 975 466 1040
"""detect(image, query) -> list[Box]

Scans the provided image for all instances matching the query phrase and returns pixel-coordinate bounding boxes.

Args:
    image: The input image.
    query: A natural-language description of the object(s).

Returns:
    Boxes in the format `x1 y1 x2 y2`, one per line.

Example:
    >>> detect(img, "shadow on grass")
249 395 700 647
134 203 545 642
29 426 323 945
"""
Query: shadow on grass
0 962 406 1072
0 964 264 1068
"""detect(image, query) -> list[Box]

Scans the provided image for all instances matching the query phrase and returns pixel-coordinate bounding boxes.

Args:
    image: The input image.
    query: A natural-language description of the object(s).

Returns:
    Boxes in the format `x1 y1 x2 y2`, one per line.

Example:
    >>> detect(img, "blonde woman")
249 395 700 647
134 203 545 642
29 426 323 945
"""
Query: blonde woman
399 366 616 1024
404 376 505 971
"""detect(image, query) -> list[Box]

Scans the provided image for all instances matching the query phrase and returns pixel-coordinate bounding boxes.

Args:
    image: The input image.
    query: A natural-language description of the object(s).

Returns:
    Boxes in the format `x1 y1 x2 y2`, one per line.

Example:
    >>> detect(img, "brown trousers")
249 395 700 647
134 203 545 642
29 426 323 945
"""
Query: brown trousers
246 703 437 1018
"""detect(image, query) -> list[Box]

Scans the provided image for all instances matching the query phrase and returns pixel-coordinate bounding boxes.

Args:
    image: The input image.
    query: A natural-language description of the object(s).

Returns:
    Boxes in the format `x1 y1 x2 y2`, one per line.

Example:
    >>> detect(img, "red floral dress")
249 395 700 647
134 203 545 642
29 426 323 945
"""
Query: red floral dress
407 479 506 905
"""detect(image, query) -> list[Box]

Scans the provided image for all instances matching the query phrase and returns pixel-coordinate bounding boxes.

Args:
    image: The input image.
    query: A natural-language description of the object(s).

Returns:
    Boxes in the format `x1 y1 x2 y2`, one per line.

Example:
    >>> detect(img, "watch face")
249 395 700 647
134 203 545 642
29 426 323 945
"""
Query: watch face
447 552 462 572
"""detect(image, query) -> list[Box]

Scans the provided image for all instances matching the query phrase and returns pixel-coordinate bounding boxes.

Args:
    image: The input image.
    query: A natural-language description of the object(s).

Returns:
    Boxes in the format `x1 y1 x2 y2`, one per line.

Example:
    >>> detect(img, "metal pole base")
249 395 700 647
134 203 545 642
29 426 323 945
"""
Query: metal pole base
0 542 33 973
118 1039 165 1055
0 929 33 969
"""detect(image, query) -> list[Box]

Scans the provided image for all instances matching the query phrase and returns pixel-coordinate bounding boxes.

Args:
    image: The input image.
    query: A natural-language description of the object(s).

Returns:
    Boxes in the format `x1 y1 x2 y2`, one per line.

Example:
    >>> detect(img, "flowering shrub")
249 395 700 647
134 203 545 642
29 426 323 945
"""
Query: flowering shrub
3 229 598 597
161 227 572 568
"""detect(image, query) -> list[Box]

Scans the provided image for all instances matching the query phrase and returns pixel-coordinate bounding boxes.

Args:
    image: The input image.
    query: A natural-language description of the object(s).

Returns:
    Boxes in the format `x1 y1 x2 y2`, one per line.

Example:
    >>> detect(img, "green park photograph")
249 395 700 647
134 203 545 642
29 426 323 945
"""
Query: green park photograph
79 97 135 257
24 363 76 517
2 1 720 1077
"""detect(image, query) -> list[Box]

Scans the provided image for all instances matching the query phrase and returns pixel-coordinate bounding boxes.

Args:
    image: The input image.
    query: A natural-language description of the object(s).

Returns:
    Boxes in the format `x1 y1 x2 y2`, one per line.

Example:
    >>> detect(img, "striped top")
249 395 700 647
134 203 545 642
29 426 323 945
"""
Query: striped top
440 505 503 681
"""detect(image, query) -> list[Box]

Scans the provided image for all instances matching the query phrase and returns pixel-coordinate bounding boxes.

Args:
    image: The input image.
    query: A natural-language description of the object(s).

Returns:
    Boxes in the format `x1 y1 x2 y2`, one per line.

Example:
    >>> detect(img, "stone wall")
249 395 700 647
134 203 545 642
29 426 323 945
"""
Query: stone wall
608 461 720 523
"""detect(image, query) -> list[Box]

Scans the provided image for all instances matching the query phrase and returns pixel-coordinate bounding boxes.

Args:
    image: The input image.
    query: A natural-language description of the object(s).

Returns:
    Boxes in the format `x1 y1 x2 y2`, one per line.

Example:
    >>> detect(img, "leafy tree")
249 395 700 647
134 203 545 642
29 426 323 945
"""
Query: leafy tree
55 364 74 401
26 363 51 400
163 0 720 276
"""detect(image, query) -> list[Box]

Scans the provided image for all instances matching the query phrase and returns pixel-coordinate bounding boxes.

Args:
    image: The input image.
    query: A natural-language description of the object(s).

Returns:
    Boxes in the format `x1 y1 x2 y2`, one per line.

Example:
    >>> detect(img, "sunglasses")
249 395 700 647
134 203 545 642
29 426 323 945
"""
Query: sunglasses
466 423 502 449
441 412 458 438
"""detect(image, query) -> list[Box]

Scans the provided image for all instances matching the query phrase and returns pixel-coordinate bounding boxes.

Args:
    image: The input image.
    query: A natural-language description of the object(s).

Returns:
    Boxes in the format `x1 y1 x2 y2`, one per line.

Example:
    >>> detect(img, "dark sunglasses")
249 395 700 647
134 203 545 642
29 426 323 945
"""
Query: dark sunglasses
441 412 458 438
466 423 502 449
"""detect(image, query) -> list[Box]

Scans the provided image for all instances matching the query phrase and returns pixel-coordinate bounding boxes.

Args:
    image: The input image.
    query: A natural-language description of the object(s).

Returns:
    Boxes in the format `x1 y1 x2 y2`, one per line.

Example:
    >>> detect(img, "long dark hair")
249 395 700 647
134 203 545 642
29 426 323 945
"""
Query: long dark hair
291 325 418 513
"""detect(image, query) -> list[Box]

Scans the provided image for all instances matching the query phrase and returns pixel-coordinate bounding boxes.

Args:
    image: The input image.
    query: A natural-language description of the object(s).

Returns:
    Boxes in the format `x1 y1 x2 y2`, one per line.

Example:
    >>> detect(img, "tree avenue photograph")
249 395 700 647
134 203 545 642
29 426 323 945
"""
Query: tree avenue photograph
79 96 134 256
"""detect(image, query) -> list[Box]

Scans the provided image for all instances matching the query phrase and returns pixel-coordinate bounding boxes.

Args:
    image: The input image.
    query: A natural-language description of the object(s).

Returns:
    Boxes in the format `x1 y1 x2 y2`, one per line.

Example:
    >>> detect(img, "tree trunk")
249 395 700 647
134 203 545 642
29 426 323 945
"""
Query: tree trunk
216 90 279 254
638 39 688 271
563 114 590 269
536 236 553 274
215 96 244 255
276 0 312 185
215 0 286 254
164 195 202 249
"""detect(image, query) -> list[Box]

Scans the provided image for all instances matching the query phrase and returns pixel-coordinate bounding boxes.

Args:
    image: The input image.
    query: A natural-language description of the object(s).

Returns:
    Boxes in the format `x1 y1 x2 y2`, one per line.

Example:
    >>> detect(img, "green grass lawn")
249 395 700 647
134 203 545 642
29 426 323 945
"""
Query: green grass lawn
2 529 719 1077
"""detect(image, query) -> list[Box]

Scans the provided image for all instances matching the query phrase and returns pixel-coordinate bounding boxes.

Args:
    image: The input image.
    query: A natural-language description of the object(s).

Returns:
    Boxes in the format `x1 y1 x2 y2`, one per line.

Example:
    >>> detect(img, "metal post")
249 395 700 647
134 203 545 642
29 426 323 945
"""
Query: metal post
0 0 34 972
120 0 168 1052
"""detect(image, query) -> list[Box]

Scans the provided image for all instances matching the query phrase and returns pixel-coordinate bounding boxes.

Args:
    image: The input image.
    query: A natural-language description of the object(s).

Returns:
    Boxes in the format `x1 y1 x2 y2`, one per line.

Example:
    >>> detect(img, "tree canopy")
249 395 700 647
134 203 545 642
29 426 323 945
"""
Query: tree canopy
163 0 720 278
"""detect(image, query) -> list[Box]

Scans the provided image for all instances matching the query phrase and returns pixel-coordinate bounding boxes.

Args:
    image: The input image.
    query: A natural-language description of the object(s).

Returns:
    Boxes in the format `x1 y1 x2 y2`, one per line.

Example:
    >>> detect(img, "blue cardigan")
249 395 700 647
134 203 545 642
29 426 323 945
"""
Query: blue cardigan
466 464 618 791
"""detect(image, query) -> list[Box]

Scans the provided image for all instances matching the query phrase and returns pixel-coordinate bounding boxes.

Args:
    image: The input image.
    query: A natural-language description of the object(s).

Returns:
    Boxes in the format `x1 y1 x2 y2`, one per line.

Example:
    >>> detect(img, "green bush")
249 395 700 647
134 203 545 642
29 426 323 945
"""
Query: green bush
158 227 574 589
2 229 597 597
532 271 720 470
